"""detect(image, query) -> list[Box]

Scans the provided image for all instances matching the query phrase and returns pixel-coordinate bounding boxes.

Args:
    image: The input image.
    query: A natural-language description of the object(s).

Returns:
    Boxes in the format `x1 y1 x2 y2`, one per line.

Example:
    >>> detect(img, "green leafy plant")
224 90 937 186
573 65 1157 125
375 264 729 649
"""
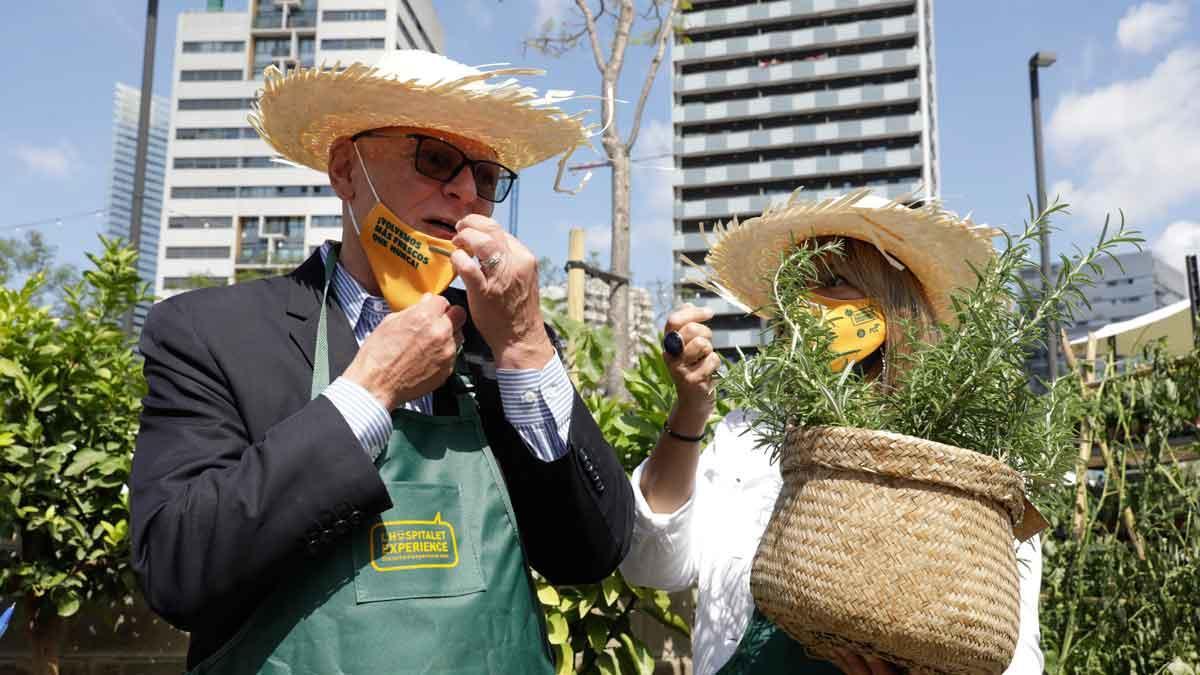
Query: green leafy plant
722 201 1141 504
1041 346 1200 674
0 237 148 674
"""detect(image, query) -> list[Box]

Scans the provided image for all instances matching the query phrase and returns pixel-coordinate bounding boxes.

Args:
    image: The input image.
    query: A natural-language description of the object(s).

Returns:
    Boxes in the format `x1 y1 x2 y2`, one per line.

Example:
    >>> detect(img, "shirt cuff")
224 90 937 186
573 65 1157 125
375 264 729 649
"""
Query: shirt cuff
322 376 392 461
496 354 574 462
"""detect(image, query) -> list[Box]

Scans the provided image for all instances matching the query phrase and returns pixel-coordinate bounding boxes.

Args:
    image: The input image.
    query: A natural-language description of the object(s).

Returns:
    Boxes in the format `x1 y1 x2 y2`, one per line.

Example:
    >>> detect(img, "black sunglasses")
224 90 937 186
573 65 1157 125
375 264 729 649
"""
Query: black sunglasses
354 132 518 203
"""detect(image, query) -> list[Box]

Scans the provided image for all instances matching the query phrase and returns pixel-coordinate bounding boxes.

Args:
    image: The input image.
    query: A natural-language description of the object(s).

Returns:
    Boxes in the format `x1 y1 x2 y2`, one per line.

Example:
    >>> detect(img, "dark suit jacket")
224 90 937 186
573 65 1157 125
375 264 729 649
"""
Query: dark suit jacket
130 249 634 668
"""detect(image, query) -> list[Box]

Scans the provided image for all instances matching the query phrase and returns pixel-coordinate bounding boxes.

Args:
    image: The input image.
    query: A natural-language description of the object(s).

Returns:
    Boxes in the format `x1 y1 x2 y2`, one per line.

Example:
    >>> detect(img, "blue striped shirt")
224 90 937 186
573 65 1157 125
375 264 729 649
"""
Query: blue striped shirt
317 243 573 462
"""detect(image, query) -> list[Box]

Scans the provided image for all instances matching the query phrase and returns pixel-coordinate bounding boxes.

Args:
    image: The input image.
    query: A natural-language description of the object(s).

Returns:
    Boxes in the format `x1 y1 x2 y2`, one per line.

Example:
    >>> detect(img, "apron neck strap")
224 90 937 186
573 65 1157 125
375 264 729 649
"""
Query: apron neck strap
310 243 341 400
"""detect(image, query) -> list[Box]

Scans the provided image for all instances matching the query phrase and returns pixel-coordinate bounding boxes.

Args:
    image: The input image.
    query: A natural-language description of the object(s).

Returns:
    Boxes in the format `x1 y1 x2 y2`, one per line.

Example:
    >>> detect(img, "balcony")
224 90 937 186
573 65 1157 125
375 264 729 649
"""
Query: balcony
253 10 316 30
678 144 922 189
252 11 285 28
675 181 923 221
678 113 921 158
676 16 917 64
288 11 316 28
676 47 919 96
675 79 919 126
681 0 913 33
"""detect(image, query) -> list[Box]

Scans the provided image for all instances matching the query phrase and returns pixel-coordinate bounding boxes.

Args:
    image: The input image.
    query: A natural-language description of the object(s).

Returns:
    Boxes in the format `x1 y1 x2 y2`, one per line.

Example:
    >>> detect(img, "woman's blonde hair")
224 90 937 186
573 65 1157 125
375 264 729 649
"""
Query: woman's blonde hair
812 237 939 389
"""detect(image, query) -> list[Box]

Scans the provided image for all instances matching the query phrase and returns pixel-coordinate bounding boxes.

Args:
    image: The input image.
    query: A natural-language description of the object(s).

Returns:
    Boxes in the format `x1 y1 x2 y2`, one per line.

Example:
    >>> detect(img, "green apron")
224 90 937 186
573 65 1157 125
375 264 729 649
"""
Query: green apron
715 610 843 674
190 245 554 675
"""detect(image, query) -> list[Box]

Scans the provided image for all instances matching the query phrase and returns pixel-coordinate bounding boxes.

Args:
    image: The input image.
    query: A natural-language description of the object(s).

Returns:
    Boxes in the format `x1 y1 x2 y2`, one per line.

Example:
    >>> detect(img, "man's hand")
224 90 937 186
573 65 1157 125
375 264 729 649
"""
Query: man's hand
342 293 467 410
828 648 898 675
449 214 554 370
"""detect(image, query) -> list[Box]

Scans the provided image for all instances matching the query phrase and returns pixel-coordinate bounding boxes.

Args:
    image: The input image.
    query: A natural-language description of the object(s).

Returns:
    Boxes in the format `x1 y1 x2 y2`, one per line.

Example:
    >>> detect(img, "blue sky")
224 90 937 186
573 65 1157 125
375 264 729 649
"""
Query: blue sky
2 1 1198 292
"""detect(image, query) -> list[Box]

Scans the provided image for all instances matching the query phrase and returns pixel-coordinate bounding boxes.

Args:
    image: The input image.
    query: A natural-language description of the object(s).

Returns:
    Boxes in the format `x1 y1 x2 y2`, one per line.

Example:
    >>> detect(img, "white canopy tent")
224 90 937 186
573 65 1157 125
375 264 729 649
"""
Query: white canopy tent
1069 299 1196 359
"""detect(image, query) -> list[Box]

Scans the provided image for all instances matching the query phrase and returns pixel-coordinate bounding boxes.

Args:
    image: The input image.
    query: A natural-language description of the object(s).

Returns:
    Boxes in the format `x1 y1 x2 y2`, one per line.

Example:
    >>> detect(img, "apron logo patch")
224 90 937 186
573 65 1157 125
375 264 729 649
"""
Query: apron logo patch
370 512 460 571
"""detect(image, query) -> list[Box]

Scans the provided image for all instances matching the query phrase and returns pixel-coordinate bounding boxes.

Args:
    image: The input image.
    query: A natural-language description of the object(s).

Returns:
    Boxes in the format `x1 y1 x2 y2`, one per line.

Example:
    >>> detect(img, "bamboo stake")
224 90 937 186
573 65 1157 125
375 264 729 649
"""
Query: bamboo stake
567 228 586 323
1097 438 1147 560
1063 332 1097 540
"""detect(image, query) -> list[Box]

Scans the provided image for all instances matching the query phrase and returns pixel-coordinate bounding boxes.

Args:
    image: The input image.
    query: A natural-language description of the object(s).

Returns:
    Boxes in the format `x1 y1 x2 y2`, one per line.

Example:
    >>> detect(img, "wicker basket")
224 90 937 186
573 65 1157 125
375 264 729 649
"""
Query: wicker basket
750 426 1026 675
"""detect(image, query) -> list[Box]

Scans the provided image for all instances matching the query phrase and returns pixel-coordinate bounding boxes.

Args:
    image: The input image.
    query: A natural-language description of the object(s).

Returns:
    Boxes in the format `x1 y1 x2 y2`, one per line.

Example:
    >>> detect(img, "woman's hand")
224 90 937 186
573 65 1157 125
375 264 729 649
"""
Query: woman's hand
662 303 719 411
639 304 718 514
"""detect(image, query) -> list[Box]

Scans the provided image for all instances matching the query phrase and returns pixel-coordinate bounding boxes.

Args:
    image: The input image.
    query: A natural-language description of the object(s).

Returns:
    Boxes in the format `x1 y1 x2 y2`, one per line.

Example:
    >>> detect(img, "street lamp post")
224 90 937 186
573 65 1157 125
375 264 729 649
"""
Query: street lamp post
1029 51 1057 380
125 0 159 334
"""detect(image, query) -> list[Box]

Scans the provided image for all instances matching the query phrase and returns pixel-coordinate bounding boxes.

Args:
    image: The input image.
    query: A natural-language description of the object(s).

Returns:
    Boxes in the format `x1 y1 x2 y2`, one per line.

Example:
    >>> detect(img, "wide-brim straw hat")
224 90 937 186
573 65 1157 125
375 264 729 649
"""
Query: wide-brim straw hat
693 188 1000 325
249 50 593 174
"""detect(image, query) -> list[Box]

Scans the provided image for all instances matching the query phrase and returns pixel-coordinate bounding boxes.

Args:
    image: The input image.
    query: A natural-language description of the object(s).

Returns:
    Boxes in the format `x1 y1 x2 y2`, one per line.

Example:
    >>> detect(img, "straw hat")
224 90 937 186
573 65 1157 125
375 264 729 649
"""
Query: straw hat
249 50 593 174
693 189 1000 324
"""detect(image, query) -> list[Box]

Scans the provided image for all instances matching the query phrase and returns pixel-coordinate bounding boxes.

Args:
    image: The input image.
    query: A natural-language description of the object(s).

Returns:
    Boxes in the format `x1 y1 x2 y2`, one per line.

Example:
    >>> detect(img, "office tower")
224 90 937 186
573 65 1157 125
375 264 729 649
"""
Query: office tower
155 0 443 298
107 82 169 328
672 0 939 355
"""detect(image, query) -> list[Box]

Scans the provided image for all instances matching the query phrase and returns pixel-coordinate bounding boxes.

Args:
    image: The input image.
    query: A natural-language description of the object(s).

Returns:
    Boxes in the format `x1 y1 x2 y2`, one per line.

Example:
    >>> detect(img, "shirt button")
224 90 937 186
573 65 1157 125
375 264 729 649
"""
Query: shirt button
522 390 538 404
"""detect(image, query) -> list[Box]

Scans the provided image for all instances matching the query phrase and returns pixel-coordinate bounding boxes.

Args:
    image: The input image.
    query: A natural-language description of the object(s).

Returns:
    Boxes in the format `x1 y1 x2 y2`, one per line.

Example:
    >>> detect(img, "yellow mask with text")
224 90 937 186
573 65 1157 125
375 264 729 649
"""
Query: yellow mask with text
349 142 458 310
809 292 887 372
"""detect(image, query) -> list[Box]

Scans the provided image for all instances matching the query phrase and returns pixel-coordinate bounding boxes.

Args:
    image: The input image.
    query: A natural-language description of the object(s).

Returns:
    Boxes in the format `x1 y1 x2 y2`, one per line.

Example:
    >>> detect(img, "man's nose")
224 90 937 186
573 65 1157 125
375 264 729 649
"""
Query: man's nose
442 164 479 203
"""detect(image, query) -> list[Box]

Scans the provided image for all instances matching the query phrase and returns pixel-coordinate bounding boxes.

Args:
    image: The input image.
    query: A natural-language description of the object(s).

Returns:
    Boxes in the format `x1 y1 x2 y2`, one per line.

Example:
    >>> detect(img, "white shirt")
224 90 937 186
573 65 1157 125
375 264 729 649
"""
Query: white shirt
620 409 1045 675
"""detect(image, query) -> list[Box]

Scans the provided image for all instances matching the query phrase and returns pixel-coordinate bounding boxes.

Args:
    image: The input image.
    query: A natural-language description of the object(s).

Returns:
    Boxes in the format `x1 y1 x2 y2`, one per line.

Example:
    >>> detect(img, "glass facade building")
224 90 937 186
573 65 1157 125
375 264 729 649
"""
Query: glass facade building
106 82 169 330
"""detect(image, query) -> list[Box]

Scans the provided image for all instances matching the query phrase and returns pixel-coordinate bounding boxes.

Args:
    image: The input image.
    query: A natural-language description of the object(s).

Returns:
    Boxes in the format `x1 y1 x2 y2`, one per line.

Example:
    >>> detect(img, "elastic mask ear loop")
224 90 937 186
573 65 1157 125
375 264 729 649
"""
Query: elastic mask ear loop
346 141 384 236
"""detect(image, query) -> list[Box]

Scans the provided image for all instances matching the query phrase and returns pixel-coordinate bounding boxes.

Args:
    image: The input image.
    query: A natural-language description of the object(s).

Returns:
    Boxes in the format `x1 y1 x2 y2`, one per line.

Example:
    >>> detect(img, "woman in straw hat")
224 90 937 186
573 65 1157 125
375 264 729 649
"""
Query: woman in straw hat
131 51 633 674
620 191 1044 674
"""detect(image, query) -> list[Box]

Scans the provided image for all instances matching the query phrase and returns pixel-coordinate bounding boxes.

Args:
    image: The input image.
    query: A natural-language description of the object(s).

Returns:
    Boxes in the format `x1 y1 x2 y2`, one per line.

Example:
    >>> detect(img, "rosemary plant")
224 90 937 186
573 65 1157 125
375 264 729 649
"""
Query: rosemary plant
721 201 1143 501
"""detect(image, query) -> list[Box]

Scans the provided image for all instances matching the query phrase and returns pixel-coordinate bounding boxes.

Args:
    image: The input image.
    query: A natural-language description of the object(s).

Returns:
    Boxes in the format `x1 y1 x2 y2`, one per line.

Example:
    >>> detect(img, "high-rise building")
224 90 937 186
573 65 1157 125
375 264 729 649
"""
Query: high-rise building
671 0 940 356
155 0 442 299
107 82 169 328
1021 250 1188 380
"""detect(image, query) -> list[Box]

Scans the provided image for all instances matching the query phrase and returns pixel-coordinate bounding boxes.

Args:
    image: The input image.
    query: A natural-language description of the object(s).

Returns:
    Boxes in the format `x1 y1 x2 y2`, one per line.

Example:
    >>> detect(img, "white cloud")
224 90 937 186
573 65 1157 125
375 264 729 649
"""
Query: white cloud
10 140 81 178
533 0 571 32
1153 220 1200 272
1117 1 1189 54
1046 47 1200 227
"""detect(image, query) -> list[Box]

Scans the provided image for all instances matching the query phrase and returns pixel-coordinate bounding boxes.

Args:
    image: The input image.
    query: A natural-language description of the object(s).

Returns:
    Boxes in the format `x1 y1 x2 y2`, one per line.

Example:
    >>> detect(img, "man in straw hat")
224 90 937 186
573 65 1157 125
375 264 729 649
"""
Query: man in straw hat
130 51 633 673
622 190 1044 674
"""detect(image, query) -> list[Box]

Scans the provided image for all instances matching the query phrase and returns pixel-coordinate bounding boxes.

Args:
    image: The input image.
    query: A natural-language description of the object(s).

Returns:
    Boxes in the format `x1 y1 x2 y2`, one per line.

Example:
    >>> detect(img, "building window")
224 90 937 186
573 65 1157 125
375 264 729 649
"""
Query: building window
182 40 245 53
172 187 237 199
311 215 342 228
324 9 386 21
180 69 243 81
171 185 334 198
262 216 305 236
178 98 255 111
321 38 386 50
165 246 231 259
241 156 280 168
168 216 233 229
175 157 240 169
298 36 316 67
163 276 228 290
174 156 280 169
175 127 259 140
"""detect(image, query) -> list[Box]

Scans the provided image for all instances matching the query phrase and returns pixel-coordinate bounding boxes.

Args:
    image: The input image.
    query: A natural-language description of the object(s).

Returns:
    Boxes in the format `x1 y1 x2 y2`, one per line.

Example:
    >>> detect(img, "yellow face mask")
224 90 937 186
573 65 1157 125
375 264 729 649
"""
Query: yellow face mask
348 142 458 310
809 292 887 372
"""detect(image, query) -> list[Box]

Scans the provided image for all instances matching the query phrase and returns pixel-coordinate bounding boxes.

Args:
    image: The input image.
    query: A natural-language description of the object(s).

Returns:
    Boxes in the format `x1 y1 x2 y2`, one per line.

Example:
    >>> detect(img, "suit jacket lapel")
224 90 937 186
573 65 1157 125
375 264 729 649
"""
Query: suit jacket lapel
286 248 359 379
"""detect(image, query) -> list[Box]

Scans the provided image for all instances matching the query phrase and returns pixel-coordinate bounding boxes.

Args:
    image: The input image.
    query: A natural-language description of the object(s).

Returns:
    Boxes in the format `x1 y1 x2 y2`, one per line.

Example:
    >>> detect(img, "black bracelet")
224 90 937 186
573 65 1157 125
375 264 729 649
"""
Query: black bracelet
664 418 705 443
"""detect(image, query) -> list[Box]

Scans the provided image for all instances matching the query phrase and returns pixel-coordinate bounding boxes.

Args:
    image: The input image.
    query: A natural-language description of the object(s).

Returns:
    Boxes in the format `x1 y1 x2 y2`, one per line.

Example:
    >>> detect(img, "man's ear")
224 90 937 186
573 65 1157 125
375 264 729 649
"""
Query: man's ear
328 137 355 201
